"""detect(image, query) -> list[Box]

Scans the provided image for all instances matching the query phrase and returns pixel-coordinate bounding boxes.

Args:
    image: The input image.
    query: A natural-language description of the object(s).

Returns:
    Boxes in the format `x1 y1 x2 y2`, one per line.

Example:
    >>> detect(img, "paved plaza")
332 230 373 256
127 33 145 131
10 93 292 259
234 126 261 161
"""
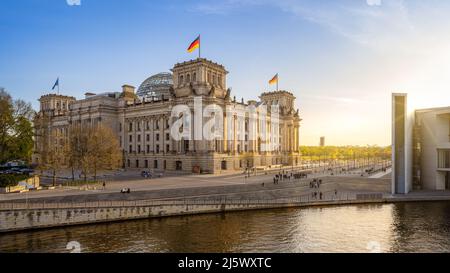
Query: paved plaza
0 166 392 203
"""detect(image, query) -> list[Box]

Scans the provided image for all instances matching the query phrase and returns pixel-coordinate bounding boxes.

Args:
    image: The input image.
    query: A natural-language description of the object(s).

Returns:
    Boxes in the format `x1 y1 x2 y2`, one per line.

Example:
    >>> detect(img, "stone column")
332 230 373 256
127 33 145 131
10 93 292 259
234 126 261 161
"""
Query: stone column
161 115 165 154
223 113 228 152
233 115 237 153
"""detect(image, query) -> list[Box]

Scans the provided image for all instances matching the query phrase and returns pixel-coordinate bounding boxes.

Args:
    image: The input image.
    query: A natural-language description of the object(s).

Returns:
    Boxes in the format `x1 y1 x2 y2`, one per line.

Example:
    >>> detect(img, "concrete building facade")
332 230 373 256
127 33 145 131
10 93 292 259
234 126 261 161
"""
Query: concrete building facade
392 93 450 193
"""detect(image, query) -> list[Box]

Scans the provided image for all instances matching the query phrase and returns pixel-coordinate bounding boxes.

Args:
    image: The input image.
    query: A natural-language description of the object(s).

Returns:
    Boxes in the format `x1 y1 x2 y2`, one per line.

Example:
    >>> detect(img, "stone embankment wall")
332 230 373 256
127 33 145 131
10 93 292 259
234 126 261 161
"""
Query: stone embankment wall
0 193 399 233
0 201 294 232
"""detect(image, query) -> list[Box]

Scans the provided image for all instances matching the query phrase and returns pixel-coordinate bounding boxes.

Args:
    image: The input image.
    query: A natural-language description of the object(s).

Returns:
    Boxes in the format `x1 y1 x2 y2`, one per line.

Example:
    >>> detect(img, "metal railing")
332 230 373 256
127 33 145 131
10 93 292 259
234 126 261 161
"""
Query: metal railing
0 192 386 211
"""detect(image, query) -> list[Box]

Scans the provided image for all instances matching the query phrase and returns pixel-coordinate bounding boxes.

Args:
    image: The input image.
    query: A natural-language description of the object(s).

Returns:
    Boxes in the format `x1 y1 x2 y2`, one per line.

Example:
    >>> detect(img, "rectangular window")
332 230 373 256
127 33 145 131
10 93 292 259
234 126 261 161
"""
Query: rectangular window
166 133 170 141
154 160 158 169
129 135 132 142
129 145 132 153
156 134 160 141
146 134 150 141
138 135 141 142
146 145 150 153
438 150 450 169
215 140 220 153
129 122 133 132
156 145 160 153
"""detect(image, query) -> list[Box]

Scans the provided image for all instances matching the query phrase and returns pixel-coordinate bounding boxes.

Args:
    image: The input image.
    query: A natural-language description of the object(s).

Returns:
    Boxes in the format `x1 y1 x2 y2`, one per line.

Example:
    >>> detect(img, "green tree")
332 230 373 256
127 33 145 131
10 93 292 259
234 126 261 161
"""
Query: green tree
0 89 35 164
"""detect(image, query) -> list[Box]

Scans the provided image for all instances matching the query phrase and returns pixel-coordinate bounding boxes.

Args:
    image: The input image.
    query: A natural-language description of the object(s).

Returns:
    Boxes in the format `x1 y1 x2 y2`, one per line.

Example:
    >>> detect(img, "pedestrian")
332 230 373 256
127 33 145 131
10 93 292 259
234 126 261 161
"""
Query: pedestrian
103 181 106 190
320 192 323 200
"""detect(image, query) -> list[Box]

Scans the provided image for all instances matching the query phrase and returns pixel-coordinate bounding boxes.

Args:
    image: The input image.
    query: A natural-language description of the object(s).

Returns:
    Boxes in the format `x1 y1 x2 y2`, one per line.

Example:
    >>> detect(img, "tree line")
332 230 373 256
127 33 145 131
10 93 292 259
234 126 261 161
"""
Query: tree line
300 145 391 161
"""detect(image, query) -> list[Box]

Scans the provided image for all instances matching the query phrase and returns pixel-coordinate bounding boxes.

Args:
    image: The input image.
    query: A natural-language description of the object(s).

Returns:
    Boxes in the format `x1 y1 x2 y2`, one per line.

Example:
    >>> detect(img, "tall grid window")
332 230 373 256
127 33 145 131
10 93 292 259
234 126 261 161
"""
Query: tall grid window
438 150 450 169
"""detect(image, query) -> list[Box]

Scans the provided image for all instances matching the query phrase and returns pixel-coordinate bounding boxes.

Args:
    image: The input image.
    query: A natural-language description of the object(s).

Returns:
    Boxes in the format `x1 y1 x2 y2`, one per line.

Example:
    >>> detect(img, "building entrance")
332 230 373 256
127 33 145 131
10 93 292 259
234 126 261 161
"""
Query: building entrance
176 161 182 171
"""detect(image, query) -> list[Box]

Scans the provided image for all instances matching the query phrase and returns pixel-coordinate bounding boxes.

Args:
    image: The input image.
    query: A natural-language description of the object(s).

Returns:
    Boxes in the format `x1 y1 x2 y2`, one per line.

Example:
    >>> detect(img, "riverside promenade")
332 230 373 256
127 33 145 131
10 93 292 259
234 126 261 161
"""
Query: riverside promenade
1 173 450 233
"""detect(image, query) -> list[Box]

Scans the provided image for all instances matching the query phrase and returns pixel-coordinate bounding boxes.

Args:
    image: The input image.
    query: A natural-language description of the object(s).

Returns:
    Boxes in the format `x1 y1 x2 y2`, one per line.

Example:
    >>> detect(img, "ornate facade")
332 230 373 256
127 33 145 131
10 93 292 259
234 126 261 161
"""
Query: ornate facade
33 58 301 174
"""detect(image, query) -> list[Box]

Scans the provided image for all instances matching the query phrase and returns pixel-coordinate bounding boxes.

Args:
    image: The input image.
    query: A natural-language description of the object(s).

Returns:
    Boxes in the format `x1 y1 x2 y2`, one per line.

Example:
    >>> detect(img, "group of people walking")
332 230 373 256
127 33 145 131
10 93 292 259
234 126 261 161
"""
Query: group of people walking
310 179 323 200
310 178 322 189
271 171 310 185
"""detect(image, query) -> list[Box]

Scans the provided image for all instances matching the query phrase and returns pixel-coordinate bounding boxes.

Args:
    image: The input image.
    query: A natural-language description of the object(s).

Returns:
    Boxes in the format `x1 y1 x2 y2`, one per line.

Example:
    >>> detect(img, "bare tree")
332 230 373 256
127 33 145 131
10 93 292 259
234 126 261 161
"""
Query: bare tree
68 124 121 181
87 125 122 181
40 131 68 186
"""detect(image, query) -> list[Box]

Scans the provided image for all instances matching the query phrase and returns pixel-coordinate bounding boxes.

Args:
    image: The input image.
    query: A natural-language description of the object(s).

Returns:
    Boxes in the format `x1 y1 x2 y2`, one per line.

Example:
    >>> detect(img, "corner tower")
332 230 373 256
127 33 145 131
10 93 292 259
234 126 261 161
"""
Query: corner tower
171 58 229 99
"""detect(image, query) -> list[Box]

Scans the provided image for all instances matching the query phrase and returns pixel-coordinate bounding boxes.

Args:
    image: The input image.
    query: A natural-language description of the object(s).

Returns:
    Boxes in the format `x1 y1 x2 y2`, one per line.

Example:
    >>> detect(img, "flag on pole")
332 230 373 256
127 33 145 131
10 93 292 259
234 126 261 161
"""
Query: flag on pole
52 78 59 91
269 74 278 85
187 35 201 54
269 74 279 91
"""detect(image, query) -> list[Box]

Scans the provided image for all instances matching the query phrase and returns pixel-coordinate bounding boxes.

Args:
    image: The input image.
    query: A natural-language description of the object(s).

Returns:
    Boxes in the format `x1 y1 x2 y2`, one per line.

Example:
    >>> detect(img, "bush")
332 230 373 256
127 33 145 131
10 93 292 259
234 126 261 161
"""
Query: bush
0 174 29 188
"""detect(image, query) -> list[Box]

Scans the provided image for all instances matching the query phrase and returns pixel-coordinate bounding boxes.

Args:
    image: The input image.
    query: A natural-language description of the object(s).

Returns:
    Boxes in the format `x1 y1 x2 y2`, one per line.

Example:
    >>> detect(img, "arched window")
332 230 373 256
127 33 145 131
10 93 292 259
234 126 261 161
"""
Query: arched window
187 74 191 83
213 75 217 85
218 75 222 87
208 72 211 83
193 72 197 82
179 75 184 86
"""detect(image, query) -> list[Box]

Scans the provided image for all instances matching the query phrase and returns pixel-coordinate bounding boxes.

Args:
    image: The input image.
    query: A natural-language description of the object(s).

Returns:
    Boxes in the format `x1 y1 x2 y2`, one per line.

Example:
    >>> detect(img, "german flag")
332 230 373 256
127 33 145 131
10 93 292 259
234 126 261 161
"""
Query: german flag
269 74 278 85
187 35 200 53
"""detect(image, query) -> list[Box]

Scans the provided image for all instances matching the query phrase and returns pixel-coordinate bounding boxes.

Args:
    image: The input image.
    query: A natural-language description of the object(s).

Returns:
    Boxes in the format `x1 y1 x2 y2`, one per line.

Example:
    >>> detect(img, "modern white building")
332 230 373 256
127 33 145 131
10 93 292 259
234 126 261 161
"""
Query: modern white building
392 93 450 194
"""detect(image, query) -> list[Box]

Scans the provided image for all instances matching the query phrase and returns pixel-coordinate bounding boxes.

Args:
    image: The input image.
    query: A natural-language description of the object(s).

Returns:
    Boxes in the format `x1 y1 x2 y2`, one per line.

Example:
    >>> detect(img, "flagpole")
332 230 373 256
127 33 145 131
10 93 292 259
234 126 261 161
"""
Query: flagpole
199 34 201 59
277 75 279 92
58 77 60 95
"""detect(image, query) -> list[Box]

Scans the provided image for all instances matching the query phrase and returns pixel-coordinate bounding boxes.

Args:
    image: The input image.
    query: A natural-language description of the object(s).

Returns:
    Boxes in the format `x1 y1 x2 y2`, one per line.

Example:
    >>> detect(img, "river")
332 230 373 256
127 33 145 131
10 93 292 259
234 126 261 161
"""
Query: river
1 201 450 253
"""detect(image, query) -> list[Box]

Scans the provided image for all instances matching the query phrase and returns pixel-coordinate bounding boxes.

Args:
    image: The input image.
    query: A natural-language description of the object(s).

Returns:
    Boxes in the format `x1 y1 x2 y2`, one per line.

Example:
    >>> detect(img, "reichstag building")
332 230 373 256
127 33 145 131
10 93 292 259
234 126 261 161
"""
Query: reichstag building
33 58 301 174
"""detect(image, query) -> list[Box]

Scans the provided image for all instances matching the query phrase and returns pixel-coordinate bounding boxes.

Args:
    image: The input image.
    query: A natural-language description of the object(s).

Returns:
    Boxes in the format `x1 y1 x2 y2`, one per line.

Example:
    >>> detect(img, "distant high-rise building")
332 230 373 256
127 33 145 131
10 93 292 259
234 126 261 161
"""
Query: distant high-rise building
320 136 325 147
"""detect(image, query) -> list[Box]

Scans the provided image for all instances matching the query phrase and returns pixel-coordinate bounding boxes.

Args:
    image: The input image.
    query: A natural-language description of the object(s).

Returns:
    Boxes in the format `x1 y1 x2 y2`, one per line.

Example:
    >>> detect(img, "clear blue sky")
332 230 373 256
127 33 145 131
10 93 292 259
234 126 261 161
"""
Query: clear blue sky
2 0 450 146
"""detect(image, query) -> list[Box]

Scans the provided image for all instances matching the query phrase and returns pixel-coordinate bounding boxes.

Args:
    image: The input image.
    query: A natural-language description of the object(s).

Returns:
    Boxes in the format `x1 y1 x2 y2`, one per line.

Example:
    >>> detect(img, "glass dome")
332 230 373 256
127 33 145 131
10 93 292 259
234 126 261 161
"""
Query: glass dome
136 72 173 98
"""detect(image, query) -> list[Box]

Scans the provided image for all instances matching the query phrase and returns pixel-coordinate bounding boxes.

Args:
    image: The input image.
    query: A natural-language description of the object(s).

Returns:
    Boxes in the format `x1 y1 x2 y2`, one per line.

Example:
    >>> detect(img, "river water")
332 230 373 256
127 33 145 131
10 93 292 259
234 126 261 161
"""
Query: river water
1 201 450 253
